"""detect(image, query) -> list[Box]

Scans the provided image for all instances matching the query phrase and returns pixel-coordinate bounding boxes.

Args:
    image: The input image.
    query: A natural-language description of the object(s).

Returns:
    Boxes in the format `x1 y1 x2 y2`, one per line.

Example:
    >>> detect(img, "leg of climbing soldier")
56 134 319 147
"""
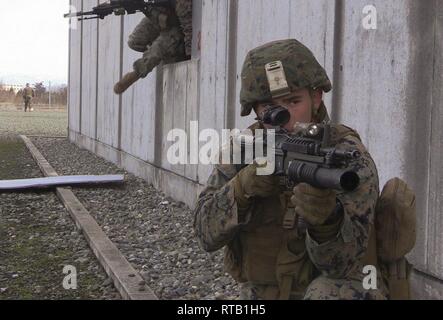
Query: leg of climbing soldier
133 26 185 79
127 15 161 53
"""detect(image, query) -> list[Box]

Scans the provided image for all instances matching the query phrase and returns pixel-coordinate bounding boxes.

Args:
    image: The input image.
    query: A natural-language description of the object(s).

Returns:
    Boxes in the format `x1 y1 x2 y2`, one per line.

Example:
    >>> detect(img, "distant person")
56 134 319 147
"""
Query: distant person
22 83 35 112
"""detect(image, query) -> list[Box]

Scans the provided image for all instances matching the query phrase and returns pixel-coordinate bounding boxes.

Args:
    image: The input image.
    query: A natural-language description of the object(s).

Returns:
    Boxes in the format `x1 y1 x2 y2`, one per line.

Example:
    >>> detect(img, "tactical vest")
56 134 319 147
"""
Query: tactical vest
23 87 33 98
223 122 380 299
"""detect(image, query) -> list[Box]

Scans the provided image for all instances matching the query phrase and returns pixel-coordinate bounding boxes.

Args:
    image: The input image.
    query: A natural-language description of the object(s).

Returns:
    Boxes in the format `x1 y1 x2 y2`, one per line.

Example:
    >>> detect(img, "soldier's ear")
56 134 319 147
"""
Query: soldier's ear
311 89 323 112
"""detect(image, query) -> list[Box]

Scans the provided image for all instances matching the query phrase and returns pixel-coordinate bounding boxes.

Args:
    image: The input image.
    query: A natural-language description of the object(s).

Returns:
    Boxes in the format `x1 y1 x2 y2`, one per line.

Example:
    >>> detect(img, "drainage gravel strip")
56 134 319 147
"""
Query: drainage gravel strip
0 136 120 299
21 135 157 300
32 137 240 300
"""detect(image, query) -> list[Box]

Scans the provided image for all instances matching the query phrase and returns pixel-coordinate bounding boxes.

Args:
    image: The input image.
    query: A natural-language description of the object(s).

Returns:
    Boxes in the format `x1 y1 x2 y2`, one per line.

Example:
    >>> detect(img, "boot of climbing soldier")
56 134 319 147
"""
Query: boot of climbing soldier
114 71 141 95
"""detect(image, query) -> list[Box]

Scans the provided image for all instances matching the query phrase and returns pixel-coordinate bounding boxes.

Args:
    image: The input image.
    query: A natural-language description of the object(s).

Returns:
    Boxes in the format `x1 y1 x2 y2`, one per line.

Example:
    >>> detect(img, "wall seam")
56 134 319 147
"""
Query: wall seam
226 0 238 130
94 0 99 140
425 0 438 273
68 0 72 138
331 0 344 123
154 67 164 167
79 0 84 134
117 16 124 153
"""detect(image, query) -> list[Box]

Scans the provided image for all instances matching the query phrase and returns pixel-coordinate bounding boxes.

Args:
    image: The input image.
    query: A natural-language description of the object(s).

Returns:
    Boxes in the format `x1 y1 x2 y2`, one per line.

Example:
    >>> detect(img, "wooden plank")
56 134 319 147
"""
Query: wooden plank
336 0 429 272
260 0 292 42
68 0 83 134
289 0 335 109
25 135 68 139
81 0 99 138
161 63 176 172
120 13 158 163
96 4 122 148
0 175 124 191
171 61 188 176
426 1 443 278
120 13 136 157
198 0 228 184
214 0 228 131
20 135 158 300
191 0 203 58
234 0 263 129
184 60 200 181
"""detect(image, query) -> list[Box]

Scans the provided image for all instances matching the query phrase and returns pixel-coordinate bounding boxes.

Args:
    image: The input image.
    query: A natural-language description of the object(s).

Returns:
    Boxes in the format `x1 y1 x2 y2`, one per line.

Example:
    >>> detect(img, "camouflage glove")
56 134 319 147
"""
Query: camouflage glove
114 71 141 95
291 183 337 226
232 162 280 210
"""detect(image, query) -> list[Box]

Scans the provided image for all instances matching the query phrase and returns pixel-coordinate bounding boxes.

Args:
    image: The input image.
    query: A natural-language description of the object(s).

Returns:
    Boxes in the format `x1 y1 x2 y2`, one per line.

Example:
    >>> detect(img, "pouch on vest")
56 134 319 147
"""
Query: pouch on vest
375 177 416 299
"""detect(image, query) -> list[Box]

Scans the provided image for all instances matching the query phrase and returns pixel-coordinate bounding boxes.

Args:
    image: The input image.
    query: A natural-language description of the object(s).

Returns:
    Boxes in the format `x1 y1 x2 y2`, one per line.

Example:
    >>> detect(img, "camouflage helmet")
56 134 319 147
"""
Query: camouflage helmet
240 39 332 116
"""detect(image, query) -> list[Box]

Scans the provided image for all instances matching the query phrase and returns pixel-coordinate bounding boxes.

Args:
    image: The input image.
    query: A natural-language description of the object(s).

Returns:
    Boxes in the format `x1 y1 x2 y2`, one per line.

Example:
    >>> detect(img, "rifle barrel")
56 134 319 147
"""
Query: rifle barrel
64 10 95 18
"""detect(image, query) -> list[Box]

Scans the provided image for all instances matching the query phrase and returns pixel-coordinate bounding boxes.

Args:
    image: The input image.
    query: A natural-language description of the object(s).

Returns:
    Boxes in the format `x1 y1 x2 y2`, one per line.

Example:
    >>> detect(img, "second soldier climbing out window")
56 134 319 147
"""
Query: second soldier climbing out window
114 0 193 95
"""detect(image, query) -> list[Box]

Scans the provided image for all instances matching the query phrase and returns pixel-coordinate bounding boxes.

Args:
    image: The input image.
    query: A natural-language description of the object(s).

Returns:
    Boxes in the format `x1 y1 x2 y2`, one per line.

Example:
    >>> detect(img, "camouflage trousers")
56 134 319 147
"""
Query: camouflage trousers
239 275 388 300
128 12 186 79
23 97 32 112
175 0 193 57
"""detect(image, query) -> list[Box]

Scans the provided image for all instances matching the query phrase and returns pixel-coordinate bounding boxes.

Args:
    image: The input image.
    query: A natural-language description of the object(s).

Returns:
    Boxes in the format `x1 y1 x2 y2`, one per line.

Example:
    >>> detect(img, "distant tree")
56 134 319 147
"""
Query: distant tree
14 90 24 104
34 82 46 98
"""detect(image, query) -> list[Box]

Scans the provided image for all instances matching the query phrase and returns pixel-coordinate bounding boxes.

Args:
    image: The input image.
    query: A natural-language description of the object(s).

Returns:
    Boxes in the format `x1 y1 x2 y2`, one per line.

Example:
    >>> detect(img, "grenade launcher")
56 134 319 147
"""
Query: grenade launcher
238 105 361 192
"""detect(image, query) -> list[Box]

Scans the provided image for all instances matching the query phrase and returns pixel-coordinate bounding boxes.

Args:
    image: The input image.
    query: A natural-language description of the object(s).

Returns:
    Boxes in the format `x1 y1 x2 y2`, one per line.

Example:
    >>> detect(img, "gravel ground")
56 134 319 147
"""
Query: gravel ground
32 137 240 300
0 110 68 137
0 136 120 299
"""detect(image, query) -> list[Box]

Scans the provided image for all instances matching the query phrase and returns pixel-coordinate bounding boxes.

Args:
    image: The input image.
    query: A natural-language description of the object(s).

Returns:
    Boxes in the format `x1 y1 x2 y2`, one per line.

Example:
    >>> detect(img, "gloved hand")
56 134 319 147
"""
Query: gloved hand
232 162 281 209
291 183 337 226
114 71 141 95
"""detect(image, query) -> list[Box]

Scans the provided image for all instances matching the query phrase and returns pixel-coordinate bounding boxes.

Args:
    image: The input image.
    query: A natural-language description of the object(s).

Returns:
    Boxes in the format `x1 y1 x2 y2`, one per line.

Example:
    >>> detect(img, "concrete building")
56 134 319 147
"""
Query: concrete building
0 84 24 94
67 0 443 299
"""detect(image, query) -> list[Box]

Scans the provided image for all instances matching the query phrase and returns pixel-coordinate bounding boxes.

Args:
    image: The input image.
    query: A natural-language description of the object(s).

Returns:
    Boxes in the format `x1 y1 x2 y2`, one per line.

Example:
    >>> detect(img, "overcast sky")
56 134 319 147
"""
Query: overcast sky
0 0 70 85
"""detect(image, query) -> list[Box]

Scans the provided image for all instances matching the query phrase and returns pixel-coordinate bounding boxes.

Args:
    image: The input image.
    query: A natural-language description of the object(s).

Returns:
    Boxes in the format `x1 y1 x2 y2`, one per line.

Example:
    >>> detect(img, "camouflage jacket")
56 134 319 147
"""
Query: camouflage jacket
137 0 192 56
193 123 380 279
23 87 34 98
175 0 192 57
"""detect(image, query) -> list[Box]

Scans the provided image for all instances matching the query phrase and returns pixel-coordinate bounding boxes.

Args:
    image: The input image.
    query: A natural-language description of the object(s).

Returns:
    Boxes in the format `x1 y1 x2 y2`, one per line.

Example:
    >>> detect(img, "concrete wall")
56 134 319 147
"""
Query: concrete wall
68 0 443 298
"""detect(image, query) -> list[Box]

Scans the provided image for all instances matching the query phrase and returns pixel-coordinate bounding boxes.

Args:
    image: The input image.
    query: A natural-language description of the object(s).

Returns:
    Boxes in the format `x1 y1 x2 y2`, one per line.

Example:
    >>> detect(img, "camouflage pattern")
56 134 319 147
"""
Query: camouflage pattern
193 122 388 300
240 39 332 116
23 86 34 112
175 0 193 57
291 183 337 226
304 274 387 300
128 6 186 78
23 86 34 98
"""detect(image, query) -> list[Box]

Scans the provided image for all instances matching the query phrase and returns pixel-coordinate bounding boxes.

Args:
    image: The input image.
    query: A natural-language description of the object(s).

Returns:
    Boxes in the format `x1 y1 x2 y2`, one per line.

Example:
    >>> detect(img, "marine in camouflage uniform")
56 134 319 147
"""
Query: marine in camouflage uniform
193 39 388 300
114 0 192 94
22 83 34 112
128 0 192 78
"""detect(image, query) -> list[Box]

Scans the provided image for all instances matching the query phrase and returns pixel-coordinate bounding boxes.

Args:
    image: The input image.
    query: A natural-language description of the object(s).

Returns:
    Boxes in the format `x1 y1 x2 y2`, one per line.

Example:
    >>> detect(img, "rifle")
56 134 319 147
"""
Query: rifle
238 105 361 192
64 0 174 21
